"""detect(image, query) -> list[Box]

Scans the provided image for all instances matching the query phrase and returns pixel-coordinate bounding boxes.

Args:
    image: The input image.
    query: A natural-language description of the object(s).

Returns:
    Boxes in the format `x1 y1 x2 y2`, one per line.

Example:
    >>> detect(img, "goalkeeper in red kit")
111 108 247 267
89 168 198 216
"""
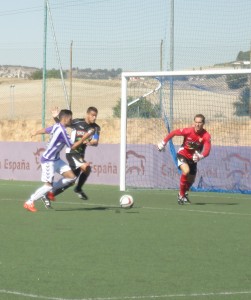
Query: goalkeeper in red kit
157 114 211 204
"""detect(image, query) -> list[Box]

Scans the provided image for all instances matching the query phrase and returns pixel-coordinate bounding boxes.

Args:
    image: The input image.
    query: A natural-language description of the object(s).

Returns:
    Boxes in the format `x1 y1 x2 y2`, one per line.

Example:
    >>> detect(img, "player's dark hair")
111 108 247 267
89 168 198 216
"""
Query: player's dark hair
194 114 205 124
87 106 98 114
58 109 73 120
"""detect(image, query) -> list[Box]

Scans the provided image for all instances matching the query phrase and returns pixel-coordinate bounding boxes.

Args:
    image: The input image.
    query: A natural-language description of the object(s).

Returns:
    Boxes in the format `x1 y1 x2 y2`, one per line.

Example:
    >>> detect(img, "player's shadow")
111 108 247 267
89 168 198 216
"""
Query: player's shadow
55 206 115 212
55 206 139 212
193 202 238 206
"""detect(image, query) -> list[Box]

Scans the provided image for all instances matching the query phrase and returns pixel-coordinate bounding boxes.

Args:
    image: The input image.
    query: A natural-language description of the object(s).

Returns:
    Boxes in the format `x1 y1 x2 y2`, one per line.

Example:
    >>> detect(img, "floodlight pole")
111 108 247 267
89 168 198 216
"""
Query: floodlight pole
69 40 73 110
47 0 69 109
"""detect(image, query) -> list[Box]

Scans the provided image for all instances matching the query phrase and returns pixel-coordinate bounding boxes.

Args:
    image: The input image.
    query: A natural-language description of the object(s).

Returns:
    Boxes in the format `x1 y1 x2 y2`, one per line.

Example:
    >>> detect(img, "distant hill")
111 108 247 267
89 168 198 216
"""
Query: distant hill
236 50 250 61
72 68 122 80
0 65 39 79
0 65 123 80
213 50 251 68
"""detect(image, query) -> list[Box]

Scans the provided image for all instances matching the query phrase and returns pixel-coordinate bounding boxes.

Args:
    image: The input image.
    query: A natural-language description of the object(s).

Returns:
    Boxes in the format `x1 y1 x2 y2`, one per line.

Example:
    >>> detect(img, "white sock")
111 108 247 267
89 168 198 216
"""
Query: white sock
27 185 52 203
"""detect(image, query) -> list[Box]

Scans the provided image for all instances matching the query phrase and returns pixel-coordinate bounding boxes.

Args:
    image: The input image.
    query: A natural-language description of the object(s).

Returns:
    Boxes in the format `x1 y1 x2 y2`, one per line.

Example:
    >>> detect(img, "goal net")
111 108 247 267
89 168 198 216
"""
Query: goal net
120 69 251 194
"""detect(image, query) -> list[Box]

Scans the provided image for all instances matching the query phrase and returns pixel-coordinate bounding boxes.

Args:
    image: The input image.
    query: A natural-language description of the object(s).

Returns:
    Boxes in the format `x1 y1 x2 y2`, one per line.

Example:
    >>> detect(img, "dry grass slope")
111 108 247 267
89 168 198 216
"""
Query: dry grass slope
0 78 250 146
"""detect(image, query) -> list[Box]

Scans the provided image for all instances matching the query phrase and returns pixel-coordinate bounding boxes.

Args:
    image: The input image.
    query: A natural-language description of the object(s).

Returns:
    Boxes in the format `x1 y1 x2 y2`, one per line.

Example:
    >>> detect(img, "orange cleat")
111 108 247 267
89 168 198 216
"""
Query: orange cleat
46 192 56 201
23 202 37 212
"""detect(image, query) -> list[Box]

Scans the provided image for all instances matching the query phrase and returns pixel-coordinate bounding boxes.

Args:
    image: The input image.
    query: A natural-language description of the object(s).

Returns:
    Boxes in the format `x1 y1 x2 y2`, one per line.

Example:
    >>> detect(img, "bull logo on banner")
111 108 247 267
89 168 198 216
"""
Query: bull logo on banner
126 150 146 175
33 148 45 170
223 153 251 178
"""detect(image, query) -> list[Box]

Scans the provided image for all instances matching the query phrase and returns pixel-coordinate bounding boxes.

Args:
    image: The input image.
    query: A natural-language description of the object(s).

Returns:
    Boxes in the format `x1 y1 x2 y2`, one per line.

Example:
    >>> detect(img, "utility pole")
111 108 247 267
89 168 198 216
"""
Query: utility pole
160 39 163 71
9 84 15 119
42 0 48 141
170 0 174 71
69 40 73 110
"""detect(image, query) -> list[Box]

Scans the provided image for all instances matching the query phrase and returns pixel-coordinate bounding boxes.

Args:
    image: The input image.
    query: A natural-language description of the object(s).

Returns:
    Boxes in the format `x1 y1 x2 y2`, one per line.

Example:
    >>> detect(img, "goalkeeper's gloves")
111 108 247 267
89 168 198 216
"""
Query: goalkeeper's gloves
157 141 166 152
192 151 204 163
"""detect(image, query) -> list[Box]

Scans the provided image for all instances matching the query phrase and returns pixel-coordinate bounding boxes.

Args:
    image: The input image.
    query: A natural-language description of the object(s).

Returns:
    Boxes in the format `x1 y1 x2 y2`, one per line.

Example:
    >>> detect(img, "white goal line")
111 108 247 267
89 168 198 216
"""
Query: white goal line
1 289 251 300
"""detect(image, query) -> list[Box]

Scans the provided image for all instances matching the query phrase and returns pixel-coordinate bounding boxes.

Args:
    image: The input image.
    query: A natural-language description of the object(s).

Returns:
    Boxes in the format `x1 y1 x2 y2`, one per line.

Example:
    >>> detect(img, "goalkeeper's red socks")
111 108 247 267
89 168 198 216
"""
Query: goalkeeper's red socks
186 181 193 191
179 174 188 197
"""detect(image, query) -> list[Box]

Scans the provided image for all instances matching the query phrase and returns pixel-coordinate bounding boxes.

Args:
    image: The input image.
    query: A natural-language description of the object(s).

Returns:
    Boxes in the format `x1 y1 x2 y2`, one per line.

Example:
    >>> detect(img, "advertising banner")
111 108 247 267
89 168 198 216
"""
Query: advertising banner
0 142 250 193
0 142 120 185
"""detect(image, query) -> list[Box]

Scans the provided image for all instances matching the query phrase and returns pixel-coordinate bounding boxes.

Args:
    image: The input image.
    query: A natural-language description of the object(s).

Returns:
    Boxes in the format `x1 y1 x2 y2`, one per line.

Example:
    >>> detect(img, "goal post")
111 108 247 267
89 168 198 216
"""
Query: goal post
120 69 251 193
120 75 128 191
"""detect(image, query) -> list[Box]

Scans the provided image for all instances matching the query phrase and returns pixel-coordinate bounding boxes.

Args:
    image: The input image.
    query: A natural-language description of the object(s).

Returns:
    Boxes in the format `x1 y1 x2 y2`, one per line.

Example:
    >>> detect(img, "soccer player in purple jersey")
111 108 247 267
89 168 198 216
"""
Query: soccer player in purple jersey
23 109 91 212
44 106 100 204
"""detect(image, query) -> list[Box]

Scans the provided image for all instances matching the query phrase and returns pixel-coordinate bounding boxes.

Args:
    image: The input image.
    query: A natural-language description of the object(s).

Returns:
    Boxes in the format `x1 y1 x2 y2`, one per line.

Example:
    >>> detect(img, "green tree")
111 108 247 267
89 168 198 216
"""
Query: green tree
47 69 62 78
233 86 250 116
226 74 248 89
30 69 43 80
236 50 250 61
113 96 161 118
30 68 66 80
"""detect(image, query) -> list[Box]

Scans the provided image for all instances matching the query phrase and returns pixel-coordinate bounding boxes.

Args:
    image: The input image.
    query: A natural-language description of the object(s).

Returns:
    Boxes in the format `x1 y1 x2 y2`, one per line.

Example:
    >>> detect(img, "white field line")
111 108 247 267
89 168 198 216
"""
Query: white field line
50 200 251 217
55 201 251 217
0 182 250 201
1 197 251 217
0 289 251 300
1 187 251 299
0 183 250 216
141 205 251 216
0 183 35 187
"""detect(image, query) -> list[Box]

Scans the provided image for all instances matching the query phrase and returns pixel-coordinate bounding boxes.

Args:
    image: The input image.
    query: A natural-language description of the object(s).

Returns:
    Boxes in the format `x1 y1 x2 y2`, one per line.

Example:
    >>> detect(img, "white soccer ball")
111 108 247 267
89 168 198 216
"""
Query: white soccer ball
120 194 134 208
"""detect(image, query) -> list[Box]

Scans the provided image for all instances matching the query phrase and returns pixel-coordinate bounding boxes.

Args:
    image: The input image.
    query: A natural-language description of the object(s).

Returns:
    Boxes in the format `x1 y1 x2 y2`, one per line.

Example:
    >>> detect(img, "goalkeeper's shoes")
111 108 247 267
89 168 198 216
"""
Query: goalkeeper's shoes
177 193 191 205
74 187 88 200
184 192 191 204
23 202 37 212
41 195 53 209
177 194 185 205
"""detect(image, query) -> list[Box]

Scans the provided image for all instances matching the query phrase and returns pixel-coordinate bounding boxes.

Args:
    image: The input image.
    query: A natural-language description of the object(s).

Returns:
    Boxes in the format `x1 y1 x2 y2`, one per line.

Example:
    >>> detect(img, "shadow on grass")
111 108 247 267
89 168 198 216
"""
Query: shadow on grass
194 202 238 206
55 206 115 211
55 206 139 212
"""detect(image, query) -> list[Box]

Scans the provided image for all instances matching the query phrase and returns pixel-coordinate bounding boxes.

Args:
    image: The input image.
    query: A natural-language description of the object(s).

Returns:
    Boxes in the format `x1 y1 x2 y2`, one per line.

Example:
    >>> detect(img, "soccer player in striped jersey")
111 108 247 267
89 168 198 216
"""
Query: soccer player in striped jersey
157 114 211 204
45 106 100 202
23 109 91 212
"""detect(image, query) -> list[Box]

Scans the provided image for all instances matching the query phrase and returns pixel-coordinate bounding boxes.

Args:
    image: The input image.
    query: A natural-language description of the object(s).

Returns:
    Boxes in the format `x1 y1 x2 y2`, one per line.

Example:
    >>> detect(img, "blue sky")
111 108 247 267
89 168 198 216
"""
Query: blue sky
0 0 250 71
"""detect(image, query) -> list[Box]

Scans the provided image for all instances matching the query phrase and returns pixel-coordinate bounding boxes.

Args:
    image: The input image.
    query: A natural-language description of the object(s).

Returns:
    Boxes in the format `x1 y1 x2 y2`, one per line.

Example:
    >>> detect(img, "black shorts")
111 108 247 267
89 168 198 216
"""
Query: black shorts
177 153 197 175
66 153 86 170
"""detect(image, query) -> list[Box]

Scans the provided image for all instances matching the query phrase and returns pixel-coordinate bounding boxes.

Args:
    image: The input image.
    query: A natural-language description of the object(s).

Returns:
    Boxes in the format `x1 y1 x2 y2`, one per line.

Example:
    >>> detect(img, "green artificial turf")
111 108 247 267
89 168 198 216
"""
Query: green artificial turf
0 180 251 300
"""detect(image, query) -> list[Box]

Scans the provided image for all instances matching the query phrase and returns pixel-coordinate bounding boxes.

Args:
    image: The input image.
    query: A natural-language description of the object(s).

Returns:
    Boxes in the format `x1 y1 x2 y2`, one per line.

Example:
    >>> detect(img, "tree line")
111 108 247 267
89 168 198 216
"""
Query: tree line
29 68 122 80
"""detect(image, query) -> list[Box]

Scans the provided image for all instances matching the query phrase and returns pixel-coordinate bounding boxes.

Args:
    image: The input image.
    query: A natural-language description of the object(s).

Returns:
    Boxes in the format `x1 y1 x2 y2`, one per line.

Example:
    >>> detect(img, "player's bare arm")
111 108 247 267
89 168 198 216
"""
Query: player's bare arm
31 128 47 138
71 129 94 150
85 138 99 146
